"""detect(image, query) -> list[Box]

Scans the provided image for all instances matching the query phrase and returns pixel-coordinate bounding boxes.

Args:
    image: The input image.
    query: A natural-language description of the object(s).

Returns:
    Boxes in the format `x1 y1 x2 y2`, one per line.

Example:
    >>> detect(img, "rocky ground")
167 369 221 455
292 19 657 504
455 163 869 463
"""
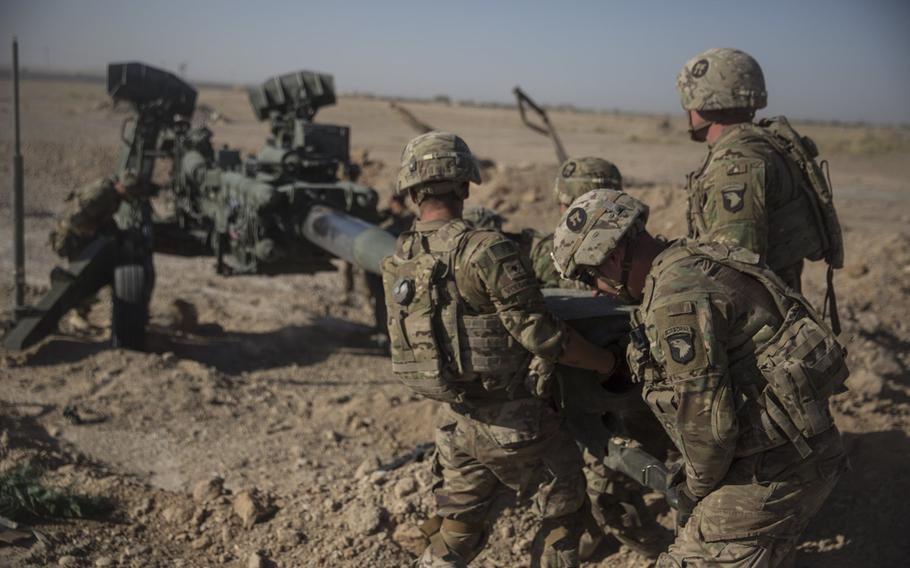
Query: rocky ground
1 77 909 567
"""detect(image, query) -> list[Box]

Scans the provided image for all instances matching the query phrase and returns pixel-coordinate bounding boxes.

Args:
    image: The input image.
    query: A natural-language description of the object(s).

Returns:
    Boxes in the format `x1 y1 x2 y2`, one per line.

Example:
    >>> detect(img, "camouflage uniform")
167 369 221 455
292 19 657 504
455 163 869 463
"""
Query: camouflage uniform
50 173 153 262
50 177 125 259
677 48 844 292
540 159 669 556
552 189 850 568
382 133 586 567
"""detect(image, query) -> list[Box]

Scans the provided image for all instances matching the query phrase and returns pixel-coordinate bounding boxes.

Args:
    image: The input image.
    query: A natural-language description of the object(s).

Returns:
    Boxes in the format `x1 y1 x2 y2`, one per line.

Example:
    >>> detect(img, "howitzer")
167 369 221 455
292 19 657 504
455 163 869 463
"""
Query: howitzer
164 69 380 276
4 63 384 350
302 208 683 505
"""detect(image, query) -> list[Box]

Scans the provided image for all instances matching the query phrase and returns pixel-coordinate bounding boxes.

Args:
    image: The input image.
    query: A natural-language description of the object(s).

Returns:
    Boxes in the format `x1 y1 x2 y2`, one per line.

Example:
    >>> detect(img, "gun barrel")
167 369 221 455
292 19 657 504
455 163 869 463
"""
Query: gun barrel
302 206 397 275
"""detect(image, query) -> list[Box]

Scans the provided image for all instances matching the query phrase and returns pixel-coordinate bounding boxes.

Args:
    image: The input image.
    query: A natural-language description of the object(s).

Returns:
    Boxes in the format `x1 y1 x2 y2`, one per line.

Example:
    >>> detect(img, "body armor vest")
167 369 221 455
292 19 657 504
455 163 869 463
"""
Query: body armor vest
380 220 530 403
686 119 844 276
631 242 848 458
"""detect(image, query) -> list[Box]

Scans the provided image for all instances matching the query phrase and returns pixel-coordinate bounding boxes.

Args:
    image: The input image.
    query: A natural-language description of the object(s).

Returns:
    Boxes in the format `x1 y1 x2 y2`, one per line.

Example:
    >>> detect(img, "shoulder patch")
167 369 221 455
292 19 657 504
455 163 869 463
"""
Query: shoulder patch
664 326 696 365
720 184 746 212
485 239 519 262
726 162 748 176
665 301 695 316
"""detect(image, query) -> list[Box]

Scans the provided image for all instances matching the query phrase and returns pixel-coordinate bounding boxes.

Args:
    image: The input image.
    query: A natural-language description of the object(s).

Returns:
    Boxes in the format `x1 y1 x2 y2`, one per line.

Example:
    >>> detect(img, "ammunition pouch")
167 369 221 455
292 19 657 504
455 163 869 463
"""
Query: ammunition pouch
382 249 463 403
750 304 848 457
381 222 530 403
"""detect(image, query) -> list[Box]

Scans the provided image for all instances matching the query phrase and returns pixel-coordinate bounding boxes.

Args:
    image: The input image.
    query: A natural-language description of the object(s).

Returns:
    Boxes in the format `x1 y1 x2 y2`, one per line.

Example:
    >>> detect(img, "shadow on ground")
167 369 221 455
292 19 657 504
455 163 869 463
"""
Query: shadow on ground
17 316 386 375
798 429 910 566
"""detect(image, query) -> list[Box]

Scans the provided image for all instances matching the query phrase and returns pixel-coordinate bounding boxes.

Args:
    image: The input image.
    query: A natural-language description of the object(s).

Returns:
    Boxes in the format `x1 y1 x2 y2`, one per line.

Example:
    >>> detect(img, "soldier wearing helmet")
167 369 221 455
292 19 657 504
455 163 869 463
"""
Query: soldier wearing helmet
552 189 848 567
530 156 623 288
535 160 671 559
677 47 844 300
381 132 617 567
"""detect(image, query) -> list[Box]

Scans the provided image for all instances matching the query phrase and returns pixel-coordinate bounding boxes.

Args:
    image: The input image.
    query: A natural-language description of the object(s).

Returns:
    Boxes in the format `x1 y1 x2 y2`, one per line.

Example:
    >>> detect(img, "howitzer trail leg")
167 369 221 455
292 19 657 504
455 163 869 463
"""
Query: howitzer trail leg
2 237 117 351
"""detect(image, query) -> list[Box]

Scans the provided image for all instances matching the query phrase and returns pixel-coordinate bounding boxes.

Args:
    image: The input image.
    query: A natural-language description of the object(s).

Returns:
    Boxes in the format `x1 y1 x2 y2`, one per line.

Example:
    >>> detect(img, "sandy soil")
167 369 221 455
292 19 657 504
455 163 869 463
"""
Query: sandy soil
1 77 909 567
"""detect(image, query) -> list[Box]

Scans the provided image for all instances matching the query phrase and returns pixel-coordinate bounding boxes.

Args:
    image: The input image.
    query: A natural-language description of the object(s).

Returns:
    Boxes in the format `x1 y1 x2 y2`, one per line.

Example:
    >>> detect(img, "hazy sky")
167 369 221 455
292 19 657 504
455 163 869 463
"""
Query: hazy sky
2 0 908 124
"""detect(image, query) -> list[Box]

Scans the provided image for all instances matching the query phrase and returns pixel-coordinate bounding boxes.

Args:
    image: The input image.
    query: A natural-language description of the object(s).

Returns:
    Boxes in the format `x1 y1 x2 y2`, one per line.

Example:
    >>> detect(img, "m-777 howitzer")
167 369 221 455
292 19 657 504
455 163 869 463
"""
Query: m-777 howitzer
165 69 380 276
3 63 383 351
302 206 682 507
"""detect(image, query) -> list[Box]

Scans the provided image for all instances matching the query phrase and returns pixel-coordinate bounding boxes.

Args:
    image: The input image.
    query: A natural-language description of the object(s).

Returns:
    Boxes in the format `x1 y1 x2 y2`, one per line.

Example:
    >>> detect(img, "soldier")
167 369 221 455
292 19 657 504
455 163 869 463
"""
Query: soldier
49 171 155 348
530 157 623 288
381 132 618 567
676 48 844 318
524 157 667 559
552 189 849 567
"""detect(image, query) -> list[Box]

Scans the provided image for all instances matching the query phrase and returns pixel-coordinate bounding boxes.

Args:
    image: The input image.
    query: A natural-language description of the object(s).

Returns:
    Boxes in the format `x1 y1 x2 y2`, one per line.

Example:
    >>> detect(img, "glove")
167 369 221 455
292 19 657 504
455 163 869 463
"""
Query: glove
667 481 699 529
525 355 556 399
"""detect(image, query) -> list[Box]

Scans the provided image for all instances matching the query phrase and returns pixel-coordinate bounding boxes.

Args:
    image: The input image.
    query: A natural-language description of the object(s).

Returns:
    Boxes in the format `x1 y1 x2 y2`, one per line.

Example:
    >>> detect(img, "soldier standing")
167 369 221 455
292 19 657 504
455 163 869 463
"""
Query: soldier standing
381 132 617 567
551 189 848 567
677 48 844 329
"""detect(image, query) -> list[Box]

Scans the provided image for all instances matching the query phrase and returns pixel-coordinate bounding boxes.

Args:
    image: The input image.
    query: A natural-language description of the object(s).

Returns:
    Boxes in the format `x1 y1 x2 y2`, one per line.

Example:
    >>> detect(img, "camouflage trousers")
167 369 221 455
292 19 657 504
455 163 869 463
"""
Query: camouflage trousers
658 428 846 568
419 398 587 567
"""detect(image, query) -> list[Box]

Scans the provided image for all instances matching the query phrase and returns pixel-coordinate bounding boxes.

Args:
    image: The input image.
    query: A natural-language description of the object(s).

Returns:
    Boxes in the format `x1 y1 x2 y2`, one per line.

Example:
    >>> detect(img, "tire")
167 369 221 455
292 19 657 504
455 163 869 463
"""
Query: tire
111 263 150 349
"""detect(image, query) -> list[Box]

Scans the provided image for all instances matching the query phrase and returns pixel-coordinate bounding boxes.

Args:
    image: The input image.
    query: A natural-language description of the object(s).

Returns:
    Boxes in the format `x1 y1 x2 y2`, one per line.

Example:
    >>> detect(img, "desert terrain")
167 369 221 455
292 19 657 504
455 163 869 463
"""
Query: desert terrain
1 76 909 567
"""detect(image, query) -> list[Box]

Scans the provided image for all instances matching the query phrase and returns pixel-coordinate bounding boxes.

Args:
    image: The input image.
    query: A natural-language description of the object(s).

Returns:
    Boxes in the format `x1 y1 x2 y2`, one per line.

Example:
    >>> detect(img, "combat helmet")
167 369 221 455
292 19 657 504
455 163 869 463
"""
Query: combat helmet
551 189 649 284
676 48 767 112
396 131 481 202
554 157 623 207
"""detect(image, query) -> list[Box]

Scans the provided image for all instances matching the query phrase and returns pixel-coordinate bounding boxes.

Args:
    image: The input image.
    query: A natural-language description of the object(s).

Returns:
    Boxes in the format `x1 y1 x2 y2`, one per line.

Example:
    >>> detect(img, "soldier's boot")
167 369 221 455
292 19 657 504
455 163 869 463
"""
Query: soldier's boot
416 518 484 568
577 528 604 561
606 502 665 560
532 513 581 568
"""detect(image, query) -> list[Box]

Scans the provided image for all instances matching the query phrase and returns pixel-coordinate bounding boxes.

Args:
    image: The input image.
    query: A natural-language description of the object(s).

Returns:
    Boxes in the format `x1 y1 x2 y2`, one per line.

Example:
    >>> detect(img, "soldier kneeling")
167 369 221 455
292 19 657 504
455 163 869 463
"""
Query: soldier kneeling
551 189 849 567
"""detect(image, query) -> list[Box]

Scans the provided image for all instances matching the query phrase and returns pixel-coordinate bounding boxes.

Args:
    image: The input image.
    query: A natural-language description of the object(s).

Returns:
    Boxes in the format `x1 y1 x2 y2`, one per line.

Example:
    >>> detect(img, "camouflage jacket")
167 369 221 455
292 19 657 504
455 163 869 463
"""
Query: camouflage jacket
629 240 834 498
382 219 569 402
686 120 824 288
417 219 566 360
50 176 153 262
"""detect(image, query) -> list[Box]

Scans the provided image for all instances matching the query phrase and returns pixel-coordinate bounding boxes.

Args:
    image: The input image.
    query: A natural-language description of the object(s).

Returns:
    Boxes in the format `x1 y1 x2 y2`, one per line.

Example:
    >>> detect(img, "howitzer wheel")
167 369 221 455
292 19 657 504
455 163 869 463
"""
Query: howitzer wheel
111 263 151 350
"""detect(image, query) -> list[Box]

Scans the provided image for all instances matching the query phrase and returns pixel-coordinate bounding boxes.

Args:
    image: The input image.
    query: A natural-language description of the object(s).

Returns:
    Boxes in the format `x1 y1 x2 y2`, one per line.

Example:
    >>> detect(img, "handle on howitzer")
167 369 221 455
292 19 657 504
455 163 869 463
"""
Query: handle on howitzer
603 437 684 509
513 86 568 163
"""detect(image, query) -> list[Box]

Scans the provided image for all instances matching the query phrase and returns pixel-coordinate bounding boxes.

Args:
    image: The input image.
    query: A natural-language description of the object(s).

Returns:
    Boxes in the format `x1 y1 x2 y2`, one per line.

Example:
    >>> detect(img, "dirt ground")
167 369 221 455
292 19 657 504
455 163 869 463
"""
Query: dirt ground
1 77 909 567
